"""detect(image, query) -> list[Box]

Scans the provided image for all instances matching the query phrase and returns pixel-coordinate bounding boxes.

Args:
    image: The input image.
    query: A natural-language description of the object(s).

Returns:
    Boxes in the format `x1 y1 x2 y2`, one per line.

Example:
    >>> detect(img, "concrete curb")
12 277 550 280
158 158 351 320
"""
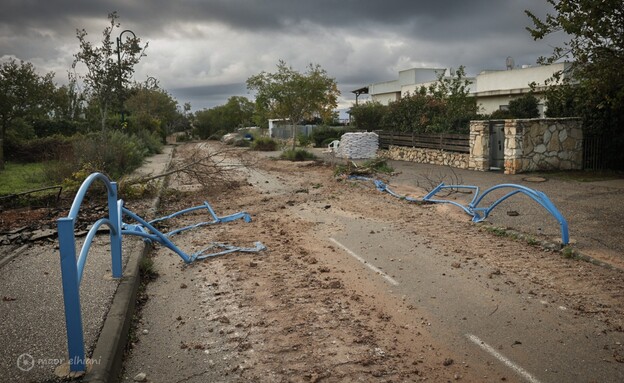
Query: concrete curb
83 146 174 383
83 242 151 383
0 244 28 268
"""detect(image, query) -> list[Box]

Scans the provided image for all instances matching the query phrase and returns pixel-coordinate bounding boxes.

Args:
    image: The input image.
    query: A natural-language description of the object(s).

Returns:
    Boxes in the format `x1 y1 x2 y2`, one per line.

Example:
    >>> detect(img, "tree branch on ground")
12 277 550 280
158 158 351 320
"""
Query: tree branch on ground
121 144 256 191
416 165 465 196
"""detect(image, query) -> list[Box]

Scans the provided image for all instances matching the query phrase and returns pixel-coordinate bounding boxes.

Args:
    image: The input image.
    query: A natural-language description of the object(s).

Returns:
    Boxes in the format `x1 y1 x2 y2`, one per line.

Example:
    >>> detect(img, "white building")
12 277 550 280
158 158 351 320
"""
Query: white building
474 62 571 117
368 67 449 104
360 62 571 118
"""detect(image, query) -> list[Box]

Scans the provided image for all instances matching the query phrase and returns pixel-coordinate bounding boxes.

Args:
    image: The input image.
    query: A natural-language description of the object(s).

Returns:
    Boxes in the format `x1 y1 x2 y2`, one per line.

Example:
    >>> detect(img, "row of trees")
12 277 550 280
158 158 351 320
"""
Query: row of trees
194 96 255 139
0 12 191 177
527 0 624 168
192 60 341 151
195 63 540 143
349 66 530 133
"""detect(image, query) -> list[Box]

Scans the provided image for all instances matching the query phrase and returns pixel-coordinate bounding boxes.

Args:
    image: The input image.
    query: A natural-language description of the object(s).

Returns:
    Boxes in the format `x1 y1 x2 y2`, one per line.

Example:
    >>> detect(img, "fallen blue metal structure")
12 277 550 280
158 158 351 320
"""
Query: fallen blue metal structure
121 203 266 263
58 172 264 372
351 176 569 246
423 182 569 245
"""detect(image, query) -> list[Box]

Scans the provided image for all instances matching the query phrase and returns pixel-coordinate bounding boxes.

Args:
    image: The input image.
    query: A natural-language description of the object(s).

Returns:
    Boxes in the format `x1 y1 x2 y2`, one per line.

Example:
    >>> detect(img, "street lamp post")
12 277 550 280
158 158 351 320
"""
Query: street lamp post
145 76 158 89
116 29 136 125
145 76 158 118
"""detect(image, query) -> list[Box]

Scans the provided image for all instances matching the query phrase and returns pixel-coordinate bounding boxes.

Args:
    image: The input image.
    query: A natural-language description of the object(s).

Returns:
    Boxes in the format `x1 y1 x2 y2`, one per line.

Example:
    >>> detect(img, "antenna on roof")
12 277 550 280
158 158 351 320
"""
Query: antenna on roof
506 56 515 70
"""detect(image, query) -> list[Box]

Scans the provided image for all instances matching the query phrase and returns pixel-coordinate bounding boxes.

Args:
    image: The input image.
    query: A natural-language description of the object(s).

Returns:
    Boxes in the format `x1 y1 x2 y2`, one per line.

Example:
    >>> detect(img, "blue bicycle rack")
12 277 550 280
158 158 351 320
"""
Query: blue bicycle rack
350 176 569 246
423 182 569 245
57 172 265 372
121 202 266 263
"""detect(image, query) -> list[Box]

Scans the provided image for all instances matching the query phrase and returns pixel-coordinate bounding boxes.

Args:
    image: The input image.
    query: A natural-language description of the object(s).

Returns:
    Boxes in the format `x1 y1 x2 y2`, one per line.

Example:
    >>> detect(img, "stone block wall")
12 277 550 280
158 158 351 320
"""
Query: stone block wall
378 118 582 174
468 121 490 171
379 145 469 168
504 118 583 174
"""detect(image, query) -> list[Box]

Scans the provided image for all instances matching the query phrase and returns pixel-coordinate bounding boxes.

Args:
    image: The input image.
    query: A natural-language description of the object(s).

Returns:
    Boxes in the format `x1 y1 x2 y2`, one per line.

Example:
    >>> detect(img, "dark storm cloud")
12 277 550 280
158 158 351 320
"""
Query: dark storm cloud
0 0 552 37
0 1 563 111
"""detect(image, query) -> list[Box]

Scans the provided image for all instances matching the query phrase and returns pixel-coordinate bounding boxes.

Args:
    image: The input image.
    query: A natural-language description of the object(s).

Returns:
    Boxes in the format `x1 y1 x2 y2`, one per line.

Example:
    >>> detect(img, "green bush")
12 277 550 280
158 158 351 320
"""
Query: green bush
297 134 312 147
251 137 278 151
361 158 394 174
71 131 147 179
280 149 316 161
133 129 164 155
5 134 73 163
310 126 350 147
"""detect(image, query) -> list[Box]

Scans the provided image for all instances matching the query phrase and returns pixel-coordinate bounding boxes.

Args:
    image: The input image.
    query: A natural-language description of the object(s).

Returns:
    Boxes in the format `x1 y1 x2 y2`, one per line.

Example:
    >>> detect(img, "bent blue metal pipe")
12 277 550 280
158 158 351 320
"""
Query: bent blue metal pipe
58 172 122 373
350 176 569 245
77 217 116 285
59 172 265 373
423 183 569 245
121 201 262 263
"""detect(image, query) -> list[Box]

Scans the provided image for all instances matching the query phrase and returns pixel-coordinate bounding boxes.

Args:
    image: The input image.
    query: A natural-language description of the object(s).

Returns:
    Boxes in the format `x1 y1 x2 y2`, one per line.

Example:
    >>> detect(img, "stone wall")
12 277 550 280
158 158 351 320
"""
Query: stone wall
379 145 469 168
504 118 583 174
379 118 582 174
468 121 490 171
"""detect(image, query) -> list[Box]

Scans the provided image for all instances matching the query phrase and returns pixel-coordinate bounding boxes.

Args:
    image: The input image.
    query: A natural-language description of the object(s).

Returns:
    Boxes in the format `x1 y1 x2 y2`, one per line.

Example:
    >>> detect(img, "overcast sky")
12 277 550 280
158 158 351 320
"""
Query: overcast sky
0 0 566 114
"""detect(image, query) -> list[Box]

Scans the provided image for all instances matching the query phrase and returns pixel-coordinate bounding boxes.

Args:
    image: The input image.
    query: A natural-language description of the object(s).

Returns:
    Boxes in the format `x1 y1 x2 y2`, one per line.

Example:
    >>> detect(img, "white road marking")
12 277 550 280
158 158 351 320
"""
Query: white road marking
466 333 543 383
329 237 399 286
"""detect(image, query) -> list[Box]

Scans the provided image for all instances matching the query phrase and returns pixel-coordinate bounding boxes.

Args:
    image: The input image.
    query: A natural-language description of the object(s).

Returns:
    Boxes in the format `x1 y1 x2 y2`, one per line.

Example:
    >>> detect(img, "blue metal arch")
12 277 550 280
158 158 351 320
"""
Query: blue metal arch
350 176 569 245
423 183 569 245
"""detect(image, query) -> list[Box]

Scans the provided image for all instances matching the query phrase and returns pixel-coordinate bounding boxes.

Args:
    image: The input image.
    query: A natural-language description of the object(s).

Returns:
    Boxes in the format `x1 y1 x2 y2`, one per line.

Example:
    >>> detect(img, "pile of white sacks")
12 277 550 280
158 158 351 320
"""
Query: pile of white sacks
337 132 379 159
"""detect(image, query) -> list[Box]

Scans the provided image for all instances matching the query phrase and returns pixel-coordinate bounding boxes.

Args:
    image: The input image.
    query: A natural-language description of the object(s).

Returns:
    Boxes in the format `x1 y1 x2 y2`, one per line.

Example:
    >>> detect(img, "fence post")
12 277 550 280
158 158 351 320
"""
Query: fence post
58 217 86 372
108 182 122 278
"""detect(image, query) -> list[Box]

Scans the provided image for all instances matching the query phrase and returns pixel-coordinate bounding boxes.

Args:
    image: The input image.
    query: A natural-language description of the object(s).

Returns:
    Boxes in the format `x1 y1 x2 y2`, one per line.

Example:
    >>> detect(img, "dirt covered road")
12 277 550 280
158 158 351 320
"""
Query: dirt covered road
122 142 624 383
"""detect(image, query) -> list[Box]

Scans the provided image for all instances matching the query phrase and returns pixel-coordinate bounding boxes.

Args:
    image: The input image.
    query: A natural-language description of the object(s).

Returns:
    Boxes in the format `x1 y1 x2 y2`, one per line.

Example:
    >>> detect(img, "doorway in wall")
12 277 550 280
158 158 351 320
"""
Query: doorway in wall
489 122 505 170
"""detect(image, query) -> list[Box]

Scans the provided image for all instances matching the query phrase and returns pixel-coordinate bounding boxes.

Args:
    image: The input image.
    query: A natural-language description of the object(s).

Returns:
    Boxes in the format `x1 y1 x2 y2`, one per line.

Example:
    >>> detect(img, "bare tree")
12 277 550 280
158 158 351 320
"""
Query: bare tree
73 11 147 131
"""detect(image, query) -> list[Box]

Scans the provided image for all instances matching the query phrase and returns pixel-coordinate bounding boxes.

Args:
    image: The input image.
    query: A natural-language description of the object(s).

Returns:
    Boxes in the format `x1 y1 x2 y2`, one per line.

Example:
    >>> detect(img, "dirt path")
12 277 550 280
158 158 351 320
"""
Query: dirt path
122 143 624 383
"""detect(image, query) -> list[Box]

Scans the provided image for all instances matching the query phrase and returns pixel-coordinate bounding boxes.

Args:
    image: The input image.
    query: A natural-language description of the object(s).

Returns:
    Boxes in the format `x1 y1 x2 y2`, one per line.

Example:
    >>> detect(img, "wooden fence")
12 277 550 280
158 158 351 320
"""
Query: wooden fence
376 131 470 153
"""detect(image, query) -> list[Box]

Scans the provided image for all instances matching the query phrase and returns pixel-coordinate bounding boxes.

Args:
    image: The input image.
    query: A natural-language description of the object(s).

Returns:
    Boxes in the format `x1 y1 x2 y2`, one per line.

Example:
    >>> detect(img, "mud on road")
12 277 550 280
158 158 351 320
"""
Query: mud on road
122 142 624 383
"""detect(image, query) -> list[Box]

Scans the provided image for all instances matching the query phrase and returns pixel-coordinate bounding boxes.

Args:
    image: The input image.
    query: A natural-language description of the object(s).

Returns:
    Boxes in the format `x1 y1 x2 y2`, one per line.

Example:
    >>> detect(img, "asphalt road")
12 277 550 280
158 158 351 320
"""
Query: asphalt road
296 206 624 383
120 144 624 383
239 152 624 382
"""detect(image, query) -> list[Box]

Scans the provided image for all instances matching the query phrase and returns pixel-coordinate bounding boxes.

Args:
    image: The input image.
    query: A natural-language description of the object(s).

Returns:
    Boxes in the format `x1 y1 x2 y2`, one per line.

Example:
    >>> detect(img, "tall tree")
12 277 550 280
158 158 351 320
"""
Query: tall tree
247 60 340 150
526 0 624 167
73 11 147 132
349 101 387 130
125 83 178 138
428 66 477 133
0 59 55 169
52 72 85 121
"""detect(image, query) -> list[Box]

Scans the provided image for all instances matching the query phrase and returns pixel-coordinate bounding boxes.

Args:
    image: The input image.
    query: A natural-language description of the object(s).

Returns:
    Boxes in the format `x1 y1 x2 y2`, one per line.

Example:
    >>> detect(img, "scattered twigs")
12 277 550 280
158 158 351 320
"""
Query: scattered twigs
122 143 256 191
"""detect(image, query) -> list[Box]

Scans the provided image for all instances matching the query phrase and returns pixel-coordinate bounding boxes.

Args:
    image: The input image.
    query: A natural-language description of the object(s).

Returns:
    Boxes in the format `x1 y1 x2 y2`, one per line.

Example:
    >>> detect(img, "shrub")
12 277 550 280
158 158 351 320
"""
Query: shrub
297 134 312 147
70 131 147 179
280 149 316 161
251 137 278 151
134 129 164 155
310 126 350 147
5 134 73 163
361 158 394 174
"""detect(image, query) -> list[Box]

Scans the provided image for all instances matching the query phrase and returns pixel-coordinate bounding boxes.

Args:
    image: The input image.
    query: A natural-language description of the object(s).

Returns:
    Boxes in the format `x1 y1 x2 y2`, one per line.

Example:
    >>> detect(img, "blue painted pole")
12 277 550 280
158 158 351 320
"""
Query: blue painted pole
57 217 86 372
108 182 122 278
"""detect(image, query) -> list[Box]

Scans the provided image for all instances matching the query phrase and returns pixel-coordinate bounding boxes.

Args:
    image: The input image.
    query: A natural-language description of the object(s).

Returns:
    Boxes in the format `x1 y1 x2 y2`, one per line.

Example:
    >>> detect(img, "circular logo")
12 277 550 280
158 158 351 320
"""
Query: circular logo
17 353 35 372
